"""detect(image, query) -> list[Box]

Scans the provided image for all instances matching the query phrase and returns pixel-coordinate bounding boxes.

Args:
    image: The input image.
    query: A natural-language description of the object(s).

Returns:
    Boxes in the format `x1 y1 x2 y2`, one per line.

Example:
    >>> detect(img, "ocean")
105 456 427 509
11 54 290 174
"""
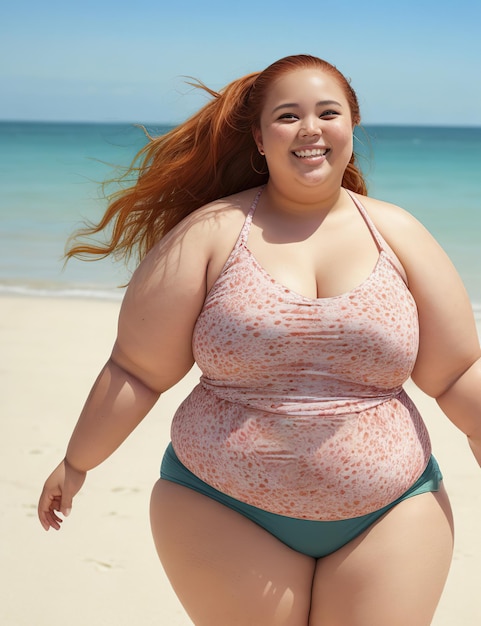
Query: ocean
0 121 480 318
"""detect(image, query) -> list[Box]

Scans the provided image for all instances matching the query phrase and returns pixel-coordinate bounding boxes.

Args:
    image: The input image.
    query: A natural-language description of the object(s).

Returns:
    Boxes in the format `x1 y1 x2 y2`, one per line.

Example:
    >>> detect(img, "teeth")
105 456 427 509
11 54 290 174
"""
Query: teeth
294 148 328 158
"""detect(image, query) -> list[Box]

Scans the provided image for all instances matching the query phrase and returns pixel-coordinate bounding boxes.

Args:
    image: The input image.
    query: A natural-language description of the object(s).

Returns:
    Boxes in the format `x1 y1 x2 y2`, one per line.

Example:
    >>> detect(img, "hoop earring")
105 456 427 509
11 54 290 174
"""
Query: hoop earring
250 150 268 175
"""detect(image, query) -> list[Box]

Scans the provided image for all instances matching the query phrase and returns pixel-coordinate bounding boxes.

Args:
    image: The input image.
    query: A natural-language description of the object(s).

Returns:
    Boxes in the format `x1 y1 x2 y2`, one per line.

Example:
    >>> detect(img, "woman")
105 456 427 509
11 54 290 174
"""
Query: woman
38 55 481 625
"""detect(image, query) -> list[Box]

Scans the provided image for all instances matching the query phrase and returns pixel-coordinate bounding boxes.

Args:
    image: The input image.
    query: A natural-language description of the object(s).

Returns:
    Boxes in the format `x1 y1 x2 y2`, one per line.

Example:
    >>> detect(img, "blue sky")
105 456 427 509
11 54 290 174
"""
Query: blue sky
2 0 480 126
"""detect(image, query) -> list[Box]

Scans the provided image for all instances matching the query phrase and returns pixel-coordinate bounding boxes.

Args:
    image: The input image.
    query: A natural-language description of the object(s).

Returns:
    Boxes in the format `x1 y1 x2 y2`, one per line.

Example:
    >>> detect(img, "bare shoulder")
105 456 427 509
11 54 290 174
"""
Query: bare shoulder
187 186 257 243
353 193 422 235
136 186 259 293
350 193 442 267
138 186 259 280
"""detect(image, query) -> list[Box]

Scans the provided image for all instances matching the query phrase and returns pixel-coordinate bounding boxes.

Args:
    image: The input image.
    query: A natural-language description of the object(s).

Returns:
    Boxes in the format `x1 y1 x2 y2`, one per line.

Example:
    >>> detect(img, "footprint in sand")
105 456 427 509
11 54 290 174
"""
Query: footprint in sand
84 558 122 572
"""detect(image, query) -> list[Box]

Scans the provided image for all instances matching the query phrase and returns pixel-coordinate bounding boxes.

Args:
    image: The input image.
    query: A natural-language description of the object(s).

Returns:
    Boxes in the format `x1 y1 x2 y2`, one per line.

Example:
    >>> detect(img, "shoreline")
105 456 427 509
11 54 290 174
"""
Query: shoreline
0 283 125 302
1 295 480 625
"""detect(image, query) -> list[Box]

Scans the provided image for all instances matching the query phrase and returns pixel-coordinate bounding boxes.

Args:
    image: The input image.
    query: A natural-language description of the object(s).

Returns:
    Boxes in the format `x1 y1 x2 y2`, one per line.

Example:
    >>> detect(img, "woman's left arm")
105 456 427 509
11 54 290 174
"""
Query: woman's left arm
366 198 481 465
436 359 481 466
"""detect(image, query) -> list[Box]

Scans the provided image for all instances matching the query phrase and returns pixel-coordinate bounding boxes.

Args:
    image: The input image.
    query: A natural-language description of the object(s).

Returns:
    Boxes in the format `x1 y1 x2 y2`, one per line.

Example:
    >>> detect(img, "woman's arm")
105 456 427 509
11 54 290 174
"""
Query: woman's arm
366 197 481 464
38 213 213 530
38 356 163 530
63 357 162 472
436 359 481 466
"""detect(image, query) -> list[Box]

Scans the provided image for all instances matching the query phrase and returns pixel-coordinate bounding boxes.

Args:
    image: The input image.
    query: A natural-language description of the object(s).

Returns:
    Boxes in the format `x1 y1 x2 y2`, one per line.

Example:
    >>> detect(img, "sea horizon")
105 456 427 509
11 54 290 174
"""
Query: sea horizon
2 118 481 128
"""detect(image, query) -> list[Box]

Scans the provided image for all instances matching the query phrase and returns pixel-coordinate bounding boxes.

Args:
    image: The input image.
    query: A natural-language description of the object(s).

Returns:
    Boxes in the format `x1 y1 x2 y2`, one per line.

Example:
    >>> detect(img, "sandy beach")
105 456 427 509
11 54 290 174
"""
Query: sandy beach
1 294 480 625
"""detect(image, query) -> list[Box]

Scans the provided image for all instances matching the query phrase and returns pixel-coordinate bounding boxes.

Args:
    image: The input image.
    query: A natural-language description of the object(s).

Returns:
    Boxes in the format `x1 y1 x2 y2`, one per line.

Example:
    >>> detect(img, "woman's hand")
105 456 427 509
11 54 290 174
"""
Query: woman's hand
38 459 86 531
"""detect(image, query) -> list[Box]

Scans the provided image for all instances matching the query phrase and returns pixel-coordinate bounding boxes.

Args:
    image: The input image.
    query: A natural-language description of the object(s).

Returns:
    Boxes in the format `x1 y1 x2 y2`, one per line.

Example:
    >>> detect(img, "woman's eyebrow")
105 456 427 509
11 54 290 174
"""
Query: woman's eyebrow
272 99 342 113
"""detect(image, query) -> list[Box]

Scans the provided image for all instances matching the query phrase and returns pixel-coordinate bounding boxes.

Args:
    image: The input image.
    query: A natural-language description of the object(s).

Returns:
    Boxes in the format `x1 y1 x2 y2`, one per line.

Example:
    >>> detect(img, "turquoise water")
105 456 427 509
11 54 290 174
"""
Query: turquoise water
0 122 480 316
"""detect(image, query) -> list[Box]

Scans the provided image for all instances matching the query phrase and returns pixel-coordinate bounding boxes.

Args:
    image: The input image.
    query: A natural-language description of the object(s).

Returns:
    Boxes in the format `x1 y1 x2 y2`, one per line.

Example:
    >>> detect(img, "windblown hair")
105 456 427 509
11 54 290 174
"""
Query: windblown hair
67 54 367 264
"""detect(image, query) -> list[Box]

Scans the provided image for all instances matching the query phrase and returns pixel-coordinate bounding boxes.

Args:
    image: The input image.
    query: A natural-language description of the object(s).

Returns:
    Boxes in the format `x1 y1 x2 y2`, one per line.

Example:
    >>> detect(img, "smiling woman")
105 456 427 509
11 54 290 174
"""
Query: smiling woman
38 54 481 626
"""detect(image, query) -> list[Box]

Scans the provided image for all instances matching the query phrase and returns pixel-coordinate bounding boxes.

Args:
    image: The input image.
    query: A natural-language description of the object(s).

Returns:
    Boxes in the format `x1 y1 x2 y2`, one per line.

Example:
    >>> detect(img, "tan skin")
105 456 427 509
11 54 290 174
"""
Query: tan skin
39 69 481 625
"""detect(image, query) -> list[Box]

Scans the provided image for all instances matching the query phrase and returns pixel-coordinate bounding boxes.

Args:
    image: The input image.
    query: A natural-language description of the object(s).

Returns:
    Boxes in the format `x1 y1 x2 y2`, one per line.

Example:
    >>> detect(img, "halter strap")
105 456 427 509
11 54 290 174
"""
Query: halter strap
346 190 408 284
238 186 263 245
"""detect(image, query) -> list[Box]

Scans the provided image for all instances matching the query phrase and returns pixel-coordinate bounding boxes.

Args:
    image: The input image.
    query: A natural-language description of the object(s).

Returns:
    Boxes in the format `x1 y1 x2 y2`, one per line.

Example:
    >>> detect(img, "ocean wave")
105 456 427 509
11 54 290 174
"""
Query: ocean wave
0 282 124 301
473 302 481 323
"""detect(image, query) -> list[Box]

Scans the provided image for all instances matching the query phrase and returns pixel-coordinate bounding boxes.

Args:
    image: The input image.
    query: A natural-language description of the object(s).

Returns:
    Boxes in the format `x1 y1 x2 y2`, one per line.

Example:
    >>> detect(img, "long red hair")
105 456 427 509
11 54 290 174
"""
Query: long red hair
67 54 367 264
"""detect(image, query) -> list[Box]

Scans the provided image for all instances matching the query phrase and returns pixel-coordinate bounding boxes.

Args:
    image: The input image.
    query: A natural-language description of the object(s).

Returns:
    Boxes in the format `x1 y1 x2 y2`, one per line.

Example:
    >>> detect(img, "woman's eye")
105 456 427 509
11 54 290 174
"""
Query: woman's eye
277 110 340 121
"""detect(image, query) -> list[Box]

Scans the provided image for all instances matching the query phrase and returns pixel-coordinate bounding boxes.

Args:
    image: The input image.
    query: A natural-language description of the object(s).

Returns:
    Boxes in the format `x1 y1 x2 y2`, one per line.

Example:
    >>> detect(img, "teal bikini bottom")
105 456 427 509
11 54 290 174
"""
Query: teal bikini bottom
160 442 442 558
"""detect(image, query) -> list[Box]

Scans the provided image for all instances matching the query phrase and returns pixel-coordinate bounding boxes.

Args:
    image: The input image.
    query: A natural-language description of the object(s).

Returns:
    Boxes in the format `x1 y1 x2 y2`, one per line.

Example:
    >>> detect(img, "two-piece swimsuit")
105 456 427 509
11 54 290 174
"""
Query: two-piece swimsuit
160 187 442 558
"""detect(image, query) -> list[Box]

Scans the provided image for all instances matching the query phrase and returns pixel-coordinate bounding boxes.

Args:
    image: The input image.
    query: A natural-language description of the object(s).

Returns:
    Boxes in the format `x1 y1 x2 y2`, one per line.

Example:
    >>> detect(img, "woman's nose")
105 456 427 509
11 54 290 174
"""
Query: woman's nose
300 116 322 136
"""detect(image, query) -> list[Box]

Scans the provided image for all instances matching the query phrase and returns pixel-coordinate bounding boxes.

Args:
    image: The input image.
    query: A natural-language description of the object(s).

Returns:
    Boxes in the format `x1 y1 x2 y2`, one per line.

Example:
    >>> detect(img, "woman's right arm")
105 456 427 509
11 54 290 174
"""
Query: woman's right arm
38 212 214 530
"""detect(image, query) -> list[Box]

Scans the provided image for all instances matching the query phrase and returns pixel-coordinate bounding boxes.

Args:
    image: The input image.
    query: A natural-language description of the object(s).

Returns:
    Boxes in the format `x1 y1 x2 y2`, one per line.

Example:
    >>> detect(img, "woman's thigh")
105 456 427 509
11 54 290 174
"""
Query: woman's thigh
309 485 454 626
150 479 316 626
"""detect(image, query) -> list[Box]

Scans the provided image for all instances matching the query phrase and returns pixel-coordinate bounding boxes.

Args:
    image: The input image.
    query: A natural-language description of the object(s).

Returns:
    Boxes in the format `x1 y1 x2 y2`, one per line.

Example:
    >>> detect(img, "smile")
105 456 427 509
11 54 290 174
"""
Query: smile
293 148 329 158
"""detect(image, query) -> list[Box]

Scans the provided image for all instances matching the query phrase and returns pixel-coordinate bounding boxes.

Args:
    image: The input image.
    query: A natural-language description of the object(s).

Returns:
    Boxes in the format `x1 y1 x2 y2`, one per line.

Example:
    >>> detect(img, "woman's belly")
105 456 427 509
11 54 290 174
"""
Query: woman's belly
170 384 431 520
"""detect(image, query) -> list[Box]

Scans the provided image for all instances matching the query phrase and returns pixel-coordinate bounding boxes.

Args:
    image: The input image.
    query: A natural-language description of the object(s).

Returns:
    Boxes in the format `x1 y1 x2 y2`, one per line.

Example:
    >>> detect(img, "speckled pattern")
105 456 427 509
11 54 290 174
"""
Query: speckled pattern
171 189 431 521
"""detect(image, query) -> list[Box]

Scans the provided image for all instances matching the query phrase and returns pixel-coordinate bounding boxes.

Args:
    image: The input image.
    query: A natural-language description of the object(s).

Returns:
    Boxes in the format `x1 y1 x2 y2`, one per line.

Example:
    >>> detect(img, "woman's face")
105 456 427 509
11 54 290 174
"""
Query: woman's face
254 68 355 191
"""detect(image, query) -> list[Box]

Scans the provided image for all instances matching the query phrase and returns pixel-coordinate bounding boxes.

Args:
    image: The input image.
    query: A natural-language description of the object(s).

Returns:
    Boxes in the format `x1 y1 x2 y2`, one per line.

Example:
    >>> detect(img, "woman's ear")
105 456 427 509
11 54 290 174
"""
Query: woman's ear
252 127 264 155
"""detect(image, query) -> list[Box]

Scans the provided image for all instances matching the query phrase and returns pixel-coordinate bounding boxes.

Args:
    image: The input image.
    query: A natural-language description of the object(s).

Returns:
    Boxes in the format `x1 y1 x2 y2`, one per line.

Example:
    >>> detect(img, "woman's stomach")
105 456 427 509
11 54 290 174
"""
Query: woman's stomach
170 384 431 520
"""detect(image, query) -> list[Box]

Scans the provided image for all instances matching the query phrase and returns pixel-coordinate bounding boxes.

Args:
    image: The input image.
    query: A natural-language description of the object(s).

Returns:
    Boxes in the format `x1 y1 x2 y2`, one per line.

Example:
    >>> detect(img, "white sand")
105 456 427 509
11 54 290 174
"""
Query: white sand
1 295 480 625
